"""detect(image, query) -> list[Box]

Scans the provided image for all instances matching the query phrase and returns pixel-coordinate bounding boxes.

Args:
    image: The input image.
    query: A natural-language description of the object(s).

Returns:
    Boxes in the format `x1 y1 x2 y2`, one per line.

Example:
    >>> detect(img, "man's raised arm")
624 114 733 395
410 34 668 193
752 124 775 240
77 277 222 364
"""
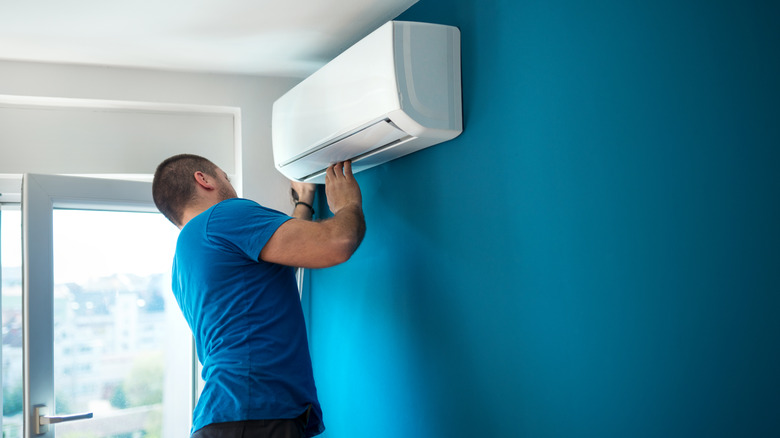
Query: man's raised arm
260 161 366 269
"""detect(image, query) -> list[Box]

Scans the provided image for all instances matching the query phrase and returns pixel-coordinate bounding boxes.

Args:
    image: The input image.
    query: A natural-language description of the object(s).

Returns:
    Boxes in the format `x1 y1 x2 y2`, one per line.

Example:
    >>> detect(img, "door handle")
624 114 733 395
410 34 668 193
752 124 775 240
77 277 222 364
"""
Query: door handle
34 405 93 435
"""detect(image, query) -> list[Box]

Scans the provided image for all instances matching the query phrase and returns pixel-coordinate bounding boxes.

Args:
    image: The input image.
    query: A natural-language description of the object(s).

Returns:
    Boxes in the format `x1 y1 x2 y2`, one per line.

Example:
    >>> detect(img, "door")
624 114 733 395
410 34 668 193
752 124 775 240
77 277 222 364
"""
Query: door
22 174 193 438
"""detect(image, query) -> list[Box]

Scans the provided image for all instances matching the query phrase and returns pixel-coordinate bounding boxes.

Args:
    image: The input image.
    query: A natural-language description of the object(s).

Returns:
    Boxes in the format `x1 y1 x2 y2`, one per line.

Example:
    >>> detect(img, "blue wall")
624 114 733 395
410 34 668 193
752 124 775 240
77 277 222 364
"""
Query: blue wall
308 0 780 436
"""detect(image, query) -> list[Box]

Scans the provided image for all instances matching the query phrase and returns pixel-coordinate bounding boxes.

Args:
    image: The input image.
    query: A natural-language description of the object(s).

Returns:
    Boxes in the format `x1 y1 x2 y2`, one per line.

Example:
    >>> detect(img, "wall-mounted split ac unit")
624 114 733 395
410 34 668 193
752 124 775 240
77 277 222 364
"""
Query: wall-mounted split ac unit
272 21 462 182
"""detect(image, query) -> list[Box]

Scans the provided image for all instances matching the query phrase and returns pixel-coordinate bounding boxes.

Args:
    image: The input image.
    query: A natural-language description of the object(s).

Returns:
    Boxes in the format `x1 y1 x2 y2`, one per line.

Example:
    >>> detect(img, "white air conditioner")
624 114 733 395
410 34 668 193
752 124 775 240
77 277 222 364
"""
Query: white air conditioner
272 21 462 182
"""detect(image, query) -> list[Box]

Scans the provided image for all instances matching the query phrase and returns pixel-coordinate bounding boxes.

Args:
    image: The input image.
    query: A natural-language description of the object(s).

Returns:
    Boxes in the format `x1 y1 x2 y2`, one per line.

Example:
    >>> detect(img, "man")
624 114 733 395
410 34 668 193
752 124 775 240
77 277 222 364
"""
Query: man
152 154 365 438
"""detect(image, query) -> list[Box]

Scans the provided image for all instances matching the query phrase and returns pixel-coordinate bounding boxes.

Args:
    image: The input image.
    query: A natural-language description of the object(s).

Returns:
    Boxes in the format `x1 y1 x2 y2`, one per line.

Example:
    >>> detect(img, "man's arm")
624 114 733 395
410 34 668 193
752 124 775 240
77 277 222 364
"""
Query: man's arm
260 161 366 269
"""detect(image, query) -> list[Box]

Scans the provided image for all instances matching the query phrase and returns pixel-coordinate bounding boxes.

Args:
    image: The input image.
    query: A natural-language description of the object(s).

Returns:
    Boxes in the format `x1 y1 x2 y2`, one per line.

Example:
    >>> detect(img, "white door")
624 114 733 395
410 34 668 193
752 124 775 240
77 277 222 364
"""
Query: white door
22 174 193 438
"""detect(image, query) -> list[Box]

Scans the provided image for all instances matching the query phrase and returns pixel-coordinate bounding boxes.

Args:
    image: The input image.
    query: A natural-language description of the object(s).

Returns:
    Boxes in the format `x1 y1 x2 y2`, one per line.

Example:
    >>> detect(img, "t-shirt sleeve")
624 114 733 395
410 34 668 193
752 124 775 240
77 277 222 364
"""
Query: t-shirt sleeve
206 198 292 261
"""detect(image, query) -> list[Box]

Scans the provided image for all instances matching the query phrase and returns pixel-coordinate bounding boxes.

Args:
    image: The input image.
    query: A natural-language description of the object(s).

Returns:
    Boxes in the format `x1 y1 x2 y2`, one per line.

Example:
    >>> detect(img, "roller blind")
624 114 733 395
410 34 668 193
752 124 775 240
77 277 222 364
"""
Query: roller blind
0 102 236 176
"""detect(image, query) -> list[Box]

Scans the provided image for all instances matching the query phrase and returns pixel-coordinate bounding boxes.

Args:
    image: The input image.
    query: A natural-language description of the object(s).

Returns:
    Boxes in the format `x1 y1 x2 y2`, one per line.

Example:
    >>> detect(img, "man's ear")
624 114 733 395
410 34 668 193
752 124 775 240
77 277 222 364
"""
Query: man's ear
193 171 215 190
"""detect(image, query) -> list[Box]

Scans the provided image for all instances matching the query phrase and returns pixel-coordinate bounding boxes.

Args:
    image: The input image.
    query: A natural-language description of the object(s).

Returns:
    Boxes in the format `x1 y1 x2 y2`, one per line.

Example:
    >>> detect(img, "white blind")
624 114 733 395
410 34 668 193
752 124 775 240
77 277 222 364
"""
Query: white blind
0 99 236 176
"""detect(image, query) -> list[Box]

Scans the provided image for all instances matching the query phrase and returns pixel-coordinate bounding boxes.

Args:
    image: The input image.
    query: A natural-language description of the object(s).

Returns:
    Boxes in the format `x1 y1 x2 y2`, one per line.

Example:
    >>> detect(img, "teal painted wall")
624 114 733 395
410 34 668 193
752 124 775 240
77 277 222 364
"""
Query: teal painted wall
307 0 780 436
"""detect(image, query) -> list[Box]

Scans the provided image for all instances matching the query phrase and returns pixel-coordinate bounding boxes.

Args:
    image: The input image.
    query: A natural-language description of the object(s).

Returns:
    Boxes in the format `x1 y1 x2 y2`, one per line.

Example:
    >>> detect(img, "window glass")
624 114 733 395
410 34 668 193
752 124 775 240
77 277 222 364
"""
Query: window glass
51 209 187 438
1 208 23 438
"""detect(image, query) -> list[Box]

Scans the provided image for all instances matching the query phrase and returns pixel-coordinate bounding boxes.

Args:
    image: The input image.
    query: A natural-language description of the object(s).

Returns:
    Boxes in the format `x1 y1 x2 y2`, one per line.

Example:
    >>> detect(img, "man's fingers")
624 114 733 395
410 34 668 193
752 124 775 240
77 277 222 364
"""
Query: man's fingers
325 163 336 182
325 161 355 190
326 161 352 179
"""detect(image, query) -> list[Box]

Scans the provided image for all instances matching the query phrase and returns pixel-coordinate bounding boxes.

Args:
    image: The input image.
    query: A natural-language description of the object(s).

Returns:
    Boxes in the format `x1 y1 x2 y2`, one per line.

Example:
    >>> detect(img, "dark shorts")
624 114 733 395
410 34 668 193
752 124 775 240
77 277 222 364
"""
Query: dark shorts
191 408 311 438
190 419 304 438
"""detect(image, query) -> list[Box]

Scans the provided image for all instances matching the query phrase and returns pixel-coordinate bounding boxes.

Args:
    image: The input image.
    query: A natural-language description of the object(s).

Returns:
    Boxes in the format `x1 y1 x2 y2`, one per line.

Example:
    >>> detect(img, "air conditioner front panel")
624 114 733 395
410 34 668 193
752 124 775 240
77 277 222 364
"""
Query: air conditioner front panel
272 21 462 182
272 23 400 165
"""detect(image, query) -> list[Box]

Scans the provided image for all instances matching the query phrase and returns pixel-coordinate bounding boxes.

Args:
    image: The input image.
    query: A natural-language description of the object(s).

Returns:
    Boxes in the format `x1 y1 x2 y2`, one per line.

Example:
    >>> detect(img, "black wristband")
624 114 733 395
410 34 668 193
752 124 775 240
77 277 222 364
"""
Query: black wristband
295 201 315 215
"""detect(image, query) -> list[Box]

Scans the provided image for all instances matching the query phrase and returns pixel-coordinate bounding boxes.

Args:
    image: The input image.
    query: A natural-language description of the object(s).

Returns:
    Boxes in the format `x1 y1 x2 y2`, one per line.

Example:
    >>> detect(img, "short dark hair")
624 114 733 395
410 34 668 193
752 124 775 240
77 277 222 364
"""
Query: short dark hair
152 154 219 226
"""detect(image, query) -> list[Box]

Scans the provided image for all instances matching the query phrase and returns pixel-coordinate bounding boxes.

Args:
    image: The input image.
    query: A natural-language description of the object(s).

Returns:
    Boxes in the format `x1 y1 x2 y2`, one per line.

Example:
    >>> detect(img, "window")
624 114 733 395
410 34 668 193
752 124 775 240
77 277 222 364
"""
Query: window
4 174 195 438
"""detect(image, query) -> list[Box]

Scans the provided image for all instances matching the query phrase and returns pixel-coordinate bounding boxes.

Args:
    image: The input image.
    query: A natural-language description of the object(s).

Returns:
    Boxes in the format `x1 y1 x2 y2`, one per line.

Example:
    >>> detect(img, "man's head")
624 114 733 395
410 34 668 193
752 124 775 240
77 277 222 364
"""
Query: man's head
152 154 237 227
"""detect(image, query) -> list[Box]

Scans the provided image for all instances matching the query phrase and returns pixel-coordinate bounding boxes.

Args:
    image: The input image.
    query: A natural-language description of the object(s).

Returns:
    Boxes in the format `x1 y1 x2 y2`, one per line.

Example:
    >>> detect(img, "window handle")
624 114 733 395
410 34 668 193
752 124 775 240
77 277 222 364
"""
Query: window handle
34 405 93 435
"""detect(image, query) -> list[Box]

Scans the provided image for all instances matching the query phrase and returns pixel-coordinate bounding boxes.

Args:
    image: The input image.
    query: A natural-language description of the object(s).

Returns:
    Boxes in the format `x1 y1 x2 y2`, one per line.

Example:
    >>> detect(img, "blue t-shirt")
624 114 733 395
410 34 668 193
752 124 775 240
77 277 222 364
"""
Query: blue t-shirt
172 198 324 436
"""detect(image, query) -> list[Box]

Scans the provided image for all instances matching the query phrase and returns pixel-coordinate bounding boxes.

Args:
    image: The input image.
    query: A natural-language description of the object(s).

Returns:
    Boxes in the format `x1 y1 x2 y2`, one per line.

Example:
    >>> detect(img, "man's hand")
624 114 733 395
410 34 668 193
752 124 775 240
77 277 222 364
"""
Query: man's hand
291 180 316 205
291 180 316 220
325 161 362 214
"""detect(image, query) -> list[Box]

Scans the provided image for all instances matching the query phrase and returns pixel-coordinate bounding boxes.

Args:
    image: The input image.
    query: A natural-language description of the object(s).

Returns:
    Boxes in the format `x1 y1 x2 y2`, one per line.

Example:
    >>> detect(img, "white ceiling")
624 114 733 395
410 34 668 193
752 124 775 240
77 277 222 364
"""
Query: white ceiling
0 0 417 78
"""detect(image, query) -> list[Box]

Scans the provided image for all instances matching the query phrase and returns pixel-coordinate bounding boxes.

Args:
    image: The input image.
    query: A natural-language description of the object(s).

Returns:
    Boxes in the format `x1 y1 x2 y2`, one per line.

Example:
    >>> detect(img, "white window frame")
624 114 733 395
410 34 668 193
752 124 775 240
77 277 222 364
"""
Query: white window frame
21 174 194 438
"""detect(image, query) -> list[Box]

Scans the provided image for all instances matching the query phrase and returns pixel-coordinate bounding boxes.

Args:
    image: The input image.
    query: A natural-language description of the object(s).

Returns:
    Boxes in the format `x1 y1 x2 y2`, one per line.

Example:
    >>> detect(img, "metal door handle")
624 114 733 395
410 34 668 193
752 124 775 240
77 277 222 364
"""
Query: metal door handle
41 412 94 424
34 405 93 434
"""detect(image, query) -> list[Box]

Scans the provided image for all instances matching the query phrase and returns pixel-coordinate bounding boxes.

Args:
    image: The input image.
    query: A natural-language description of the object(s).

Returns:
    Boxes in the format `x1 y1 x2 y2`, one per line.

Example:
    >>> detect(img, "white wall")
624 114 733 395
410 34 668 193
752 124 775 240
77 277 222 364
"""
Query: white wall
0 60 300 212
